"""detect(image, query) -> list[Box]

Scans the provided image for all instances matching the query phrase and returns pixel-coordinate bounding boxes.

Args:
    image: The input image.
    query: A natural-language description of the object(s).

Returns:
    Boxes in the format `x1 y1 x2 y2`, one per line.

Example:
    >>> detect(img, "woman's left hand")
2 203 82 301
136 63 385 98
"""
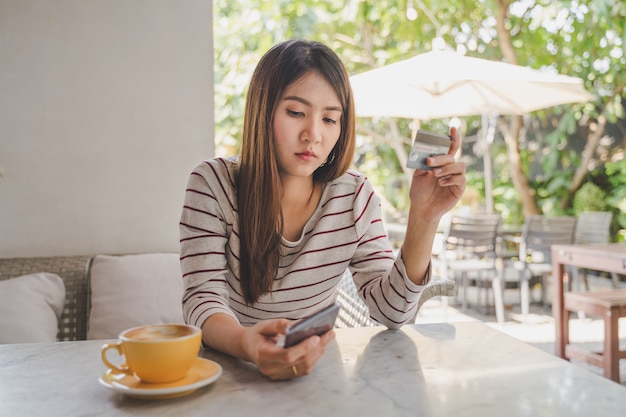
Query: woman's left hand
408 126 466 222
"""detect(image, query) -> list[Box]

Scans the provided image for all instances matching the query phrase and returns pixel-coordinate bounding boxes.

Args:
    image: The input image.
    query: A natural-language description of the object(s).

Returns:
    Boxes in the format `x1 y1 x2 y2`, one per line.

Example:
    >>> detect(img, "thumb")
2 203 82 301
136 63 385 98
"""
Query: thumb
257 318 293 337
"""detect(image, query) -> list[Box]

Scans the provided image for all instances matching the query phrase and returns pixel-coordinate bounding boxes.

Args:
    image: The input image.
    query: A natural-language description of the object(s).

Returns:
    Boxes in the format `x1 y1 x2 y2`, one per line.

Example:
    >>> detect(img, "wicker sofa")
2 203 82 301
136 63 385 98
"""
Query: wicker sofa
0 253 384 344
0 254 186 343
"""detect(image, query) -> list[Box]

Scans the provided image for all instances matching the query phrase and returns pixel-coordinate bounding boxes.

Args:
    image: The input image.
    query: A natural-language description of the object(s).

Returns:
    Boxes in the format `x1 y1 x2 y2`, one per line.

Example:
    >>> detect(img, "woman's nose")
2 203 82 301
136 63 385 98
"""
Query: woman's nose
302 118 322 143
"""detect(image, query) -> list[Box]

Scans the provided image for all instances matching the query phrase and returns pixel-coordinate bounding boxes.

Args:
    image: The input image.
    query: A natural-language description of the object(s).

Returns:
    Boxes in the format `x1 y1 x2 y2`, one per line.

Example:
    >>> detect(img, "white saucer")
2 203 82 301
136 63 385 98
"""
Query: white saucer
99 357 222 399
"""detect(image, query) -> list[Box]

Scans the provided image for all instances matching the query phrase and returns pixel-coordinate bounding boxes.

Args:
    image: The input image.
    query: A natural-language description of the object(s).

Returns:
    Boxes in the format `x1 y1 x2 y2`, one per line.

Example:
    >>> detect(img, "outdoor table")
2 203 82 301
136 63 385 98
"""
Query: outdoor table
1 321 624 417
551 243 626 358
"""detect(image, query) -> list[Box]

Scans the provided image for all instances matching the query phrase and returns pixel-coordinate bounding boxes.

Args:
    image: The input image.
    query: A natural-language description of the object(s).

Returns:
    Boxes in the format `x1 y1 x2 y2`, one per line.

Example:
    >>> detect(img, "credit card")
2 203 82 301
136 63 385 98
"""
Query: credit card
406 130 451 170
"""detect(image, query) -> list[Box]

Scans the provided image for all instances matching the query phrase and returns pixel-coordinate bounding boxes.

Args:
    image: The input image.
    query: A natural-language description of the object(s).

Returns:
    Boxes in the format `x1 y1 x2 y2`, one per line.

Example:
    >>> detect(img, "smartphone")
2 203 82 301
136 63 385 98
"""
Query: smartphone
406 130 451 170
282 301 341 348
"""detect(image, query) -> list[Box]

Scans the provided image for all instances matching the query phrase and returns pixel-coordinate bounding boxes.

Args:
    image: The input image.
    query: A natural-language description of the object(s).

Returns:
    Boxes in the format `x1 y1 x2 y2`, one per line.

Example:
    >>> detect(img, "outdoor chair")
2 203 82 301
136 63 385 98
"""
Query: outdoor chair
335 270 376 328
436 213 504 322
335 268 456 327
512 215 577 321
569 211 620 291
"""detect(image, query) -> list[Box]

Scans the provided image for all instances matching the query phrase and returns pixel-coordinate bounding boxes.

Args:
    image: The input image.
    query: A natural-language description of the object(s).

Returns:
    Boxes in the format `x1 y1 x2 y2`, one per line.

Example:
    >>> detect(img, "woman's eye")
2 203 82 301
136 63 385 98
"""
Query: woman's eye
287 109 303 117
324 117 337 124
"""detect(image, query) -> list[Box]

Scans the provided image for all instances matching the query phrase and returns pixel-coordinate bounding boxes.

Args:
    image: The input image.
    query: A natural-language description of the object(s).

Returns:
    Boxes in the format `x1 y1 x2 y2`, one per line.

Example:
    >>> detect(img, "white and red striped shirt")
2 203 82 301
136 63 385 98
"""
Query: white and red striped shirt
179 157 430 330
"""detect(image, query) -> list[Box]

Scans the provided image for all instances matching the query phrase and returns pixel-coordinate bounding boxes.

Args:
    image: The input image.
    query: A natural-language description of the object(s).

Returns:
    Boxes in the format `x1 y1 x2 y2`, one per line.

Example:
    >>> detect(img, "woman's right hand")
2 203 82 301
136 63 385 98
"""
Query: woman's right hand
240 318 336 380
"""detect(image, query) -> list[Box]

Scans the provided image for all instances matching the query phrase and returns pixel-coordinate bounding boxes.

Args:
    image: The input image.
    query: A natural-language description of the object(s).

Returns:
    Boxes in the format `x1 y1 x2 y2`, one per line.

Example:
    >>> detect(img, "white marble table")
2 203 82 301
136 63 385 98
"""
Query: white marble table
1 321 624 416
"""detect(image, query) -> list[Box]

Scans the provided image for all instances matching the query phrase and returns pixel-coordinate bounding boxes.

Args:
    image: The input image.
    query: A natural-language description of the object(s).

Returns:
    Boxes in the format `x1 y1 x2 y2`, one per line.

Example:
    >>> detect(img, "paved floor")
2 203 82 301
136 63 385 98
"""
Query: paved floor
414 275 626 387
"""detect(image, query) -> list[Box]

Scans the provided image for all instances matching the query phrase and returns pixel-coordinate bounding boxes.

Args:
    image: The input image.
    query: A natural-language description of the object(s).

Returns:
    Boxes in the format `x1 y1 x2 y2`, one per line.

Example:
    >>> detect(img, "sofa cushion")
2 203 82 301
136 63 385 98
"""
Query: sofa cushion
0 272 65 344
87 253 185 340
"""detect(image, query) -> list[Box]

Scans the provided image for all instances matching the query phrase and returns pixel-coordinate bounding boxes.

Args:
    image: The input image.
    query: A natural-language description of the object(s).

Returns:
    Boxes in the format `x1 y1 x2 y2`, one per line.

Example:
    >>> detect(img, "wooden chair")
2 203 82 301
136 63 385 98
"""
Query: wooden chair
512 215 577 321
563 289 626 383
437 214 503 322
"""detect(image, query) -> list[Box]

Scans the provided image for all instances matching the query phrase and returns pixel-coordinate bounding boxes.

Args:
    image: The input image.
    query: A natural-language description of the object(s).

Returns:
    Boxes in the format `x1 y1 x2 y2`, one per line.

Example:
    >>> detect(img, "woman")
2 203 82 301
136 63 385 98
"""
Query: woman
179 39 466 380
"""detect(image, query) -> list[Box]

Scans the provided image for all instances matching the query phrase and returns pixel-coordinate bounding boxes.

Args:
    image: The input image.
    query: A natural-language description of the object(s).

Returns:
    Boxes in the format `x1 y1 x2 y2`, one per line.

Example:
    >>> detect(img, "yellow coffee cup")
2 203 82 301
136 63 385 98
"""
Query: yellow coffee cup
101 323 202 384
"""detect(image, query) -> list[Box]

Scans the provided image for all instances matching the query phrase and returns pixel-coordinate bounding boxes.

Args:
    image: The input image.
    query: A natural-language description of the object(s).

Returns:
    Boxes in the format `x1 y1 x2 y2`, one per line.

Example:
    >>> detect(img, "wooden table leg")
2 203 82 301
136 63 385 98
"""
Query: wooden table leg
604 308 620 382
552 258 566 358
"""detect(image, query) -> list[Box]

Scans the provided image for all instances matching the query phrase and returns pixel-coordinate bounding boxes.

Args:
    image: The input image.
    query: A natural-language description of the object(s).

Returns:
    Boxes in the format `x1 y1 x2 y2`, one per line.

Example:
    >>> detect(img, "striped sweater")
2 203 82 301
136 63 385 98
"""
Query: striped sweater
179 157 430 330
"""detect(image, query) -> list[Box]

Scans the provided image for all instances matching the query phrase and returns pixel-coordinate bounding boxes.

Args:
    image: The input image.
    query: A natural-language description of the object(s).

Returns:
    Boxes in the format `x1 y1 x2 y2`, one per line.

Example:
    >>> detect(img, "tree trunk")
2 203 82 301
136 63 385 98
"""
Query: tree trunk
495 0 540 215
560 114 607 209
498 116 540 215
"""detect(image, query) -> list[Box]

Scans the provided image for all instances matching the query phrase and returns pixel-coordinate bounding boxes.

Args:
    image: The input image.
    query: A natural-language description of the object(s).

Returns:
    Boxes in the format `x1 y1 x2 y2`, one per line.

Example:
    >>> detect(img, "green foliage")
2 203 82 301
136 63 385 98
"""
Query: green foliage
605 159 626 231
213 0 626 227
573 182 608 213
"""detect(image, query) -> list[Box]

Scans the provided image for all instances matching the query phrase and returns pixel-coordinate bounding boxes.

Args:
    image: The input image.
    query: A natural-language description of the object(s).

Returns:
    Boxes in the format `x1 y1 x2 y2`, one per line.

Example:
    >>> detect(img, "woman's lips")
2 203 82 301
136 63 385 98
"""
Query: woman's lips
296 151 316 161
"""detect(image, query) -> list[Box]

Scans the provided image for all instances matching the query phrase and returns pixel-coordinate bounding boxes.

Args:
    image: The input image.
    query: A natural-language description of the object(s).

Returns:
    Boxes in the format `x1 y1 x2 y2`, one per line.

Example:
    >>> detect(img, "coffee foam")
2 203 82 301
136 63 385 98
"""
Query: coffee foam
125 325 194 341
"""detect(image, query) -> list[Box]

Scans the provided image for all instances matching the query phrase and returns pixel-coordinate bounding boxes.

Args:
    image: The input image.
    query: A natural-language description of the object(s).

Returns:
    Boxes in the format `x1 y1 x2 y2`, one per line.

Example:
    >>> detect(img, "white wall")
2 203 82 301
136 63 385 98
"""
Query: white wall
0 0 214 257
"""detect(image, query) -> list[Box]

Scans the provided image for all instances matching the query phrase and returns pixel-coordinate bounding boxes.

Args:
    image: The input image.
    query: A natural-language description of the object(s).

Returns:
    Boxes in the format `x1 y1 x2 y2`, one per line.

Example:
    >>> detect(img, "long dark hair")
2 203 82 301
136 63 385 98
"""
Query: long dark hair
236 39 356 305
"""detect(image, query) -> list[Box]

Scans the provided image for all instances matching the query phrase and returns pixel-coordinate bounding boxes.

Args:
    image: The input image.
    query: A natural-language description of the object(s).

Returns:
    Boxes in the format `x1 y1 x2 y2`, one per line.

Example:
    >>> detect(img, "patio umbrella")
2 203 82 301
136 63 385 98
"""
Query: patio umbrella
350 49 594 120
350 49 595 212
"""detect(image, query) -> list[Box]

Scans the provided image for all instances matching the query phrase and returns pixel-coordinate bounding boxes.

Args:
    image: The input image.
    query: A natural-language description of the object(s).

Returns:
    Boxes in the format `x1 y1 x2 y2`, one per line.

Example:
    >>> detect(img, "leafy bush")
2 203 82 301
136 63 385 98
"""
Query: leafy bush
573 182 608 213
605 159 626 240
